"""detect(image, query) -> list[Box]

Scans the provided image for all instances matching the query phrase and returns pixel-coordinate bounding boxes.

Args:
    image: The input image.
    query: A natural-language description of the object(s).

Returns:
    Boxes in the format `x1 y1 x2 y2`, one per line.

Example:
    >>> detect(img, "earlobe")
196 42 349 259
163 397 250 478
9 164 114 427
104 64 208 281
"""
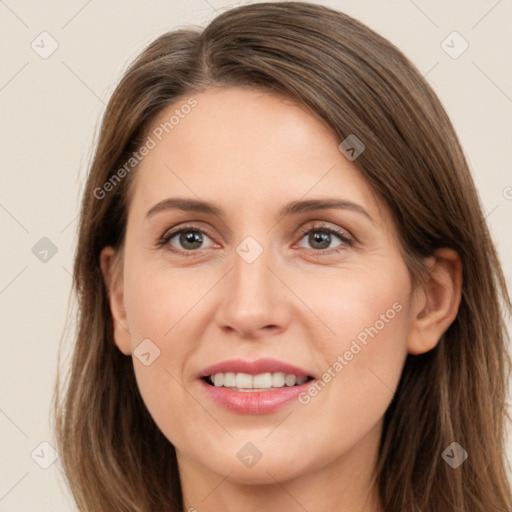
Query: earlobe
407 248 463 355
99 246 132 356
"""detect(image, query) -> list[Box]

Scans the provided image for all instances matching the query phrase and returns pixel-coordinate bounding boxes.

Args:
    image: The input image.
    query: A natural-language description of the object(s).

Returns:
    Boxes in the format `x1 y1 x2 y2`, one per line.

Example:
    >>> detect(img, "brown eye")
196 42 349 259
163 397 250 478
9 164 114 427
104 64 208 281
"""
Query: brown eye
160 227 215 252
296 225 353 252
306 231 337 250
176 230 205 250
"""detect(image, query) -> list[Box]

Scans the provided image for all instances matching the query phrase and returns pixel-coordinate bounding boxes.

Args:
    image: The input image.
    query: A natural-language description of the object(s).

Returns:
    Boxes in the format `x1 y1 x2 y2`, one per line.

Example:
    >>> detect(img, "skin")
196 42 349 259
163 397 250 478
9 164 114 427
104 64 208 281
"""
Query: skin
100 86 462 512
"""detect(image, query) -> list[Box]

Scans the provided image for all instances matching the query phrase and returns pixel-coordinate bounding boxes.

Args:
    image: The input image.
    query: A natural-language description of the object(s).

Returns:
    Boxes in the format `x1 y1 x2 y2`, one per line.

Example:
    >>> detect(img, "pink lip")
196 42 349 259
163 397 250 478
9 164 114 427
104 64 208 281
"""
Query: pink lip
198 358 314 414
199 358 312 378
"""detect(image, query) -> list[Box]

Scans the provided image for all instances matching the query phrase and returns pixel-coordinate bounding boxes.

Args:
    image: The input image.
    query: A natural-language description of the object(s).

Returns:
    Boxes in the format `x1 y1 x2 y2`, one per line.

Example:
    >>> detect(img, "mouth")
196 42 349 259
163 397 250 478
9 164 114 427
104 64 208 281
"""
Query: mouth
198 358 316 414
202 372 314 391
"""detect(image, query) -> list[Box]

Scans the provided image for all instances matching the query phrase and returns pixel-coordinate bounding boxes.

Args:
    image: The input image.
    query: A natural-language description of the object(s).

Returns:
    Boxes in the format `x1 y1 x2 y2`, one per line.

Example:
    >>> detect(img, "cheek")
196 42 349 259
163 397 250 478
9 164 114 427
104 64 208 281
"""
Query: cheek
325 272 410 362
122 259 212 443
300 266 411 441
122 255 207 344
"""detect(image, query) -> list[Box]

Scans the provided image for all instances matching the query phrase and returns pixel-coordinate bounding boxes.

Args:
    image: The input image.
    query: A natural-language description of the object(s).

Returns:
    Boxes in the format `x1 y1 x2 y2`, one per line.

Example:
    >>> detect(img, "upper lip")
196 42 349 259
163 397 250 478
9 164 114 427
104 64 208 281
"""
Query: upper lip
199 358 313 378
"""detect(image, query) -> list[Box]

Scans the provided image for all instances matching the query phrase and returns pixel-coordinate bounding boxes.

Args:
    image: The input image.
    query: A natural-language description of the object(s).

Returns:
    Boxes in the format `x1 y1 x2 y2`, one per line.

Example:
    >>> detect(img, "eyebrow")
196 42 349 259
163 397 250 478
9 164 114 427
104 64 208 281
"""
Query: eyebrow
146 197 374 224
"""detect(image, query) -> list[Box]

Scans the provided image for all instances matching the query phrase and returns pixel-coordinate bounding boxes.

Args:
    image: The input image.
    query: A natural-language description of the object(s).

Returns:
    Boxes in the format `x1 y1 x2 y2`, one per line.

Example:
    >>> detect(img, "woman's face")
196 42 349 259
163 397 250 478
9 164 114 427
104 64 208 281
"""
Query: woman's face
103 86 420 486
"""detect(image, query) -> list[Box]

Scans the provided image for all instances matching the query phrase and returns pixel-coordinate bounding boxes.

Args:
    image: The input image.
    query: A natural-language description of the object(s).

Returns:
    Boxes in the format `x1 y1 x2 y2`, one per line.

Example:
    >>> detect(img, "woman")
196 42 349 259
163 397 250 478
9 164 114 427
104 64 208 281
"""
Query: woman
53 2 512 511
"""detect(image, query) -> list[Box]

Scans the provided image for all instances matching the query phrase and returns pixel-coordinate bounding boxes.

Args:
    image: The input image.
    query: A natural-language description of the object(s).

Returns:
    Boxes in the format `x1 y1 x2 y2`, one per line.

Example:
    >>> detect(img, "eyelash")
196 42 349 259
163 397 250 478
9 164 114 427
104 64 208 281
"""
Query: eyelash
156 222 355 256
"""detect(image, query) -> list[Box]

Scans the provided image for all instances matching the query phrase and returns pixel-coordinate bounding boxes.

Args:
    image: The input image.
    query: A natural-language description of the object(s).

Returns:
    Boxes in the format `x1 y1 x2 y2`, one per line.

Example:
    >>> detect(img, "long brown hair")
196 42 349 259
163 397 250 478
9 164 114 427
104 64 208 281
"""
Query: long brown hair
53 2 512 510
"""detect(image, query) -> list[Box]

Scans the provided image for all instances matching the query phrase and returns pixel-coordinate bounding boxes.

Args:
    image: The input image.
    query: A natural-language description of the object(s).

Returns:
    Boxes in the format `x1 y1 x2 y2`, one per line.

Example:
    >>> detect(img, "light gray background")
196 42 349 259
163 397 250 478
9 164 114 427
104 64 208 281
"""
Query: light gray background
1 0 511 509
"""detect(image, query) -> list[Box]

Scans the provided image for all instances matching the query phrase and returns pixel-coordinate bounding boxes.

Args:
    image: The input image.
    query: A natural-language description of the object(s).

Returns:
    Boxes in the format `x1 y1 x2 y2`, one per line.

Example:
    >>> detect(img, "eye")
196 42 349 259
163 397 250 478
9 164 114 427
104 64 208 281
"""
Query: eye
296 224 354 252
158 225 215 253
157 222 354 256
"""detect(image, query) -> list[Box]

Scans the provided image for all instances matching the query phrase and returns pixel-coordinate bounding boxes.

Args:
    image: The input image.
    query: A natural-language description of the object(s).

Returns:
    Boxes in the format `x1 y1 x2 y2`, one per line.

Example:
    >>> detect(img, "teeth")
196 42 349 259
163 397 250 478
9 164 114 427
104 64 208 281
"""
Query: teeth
253 372 272 388
207 372 310 390
272 372 285 387
235 373 253 389
224 372 236 387
285 374 297 386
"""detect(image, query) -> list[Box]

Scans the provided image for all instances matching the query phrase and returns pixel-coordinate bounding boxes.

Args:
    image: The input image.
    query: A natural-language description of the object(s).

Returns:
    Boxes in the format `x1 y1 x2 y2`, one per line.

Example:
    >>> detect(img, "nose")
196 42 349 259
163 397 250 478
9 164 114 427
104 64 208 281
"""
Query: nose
215 246 292 340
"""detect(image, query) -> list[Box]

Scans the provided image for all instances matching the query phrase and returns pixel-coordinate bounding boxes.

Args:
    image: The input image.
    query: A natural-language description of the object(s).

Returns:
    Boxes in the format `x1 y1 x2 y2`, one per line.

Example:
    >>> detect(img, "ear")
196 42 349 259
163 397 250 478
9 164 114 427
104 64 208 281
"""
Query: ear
407 248 463 355
100 246 132 355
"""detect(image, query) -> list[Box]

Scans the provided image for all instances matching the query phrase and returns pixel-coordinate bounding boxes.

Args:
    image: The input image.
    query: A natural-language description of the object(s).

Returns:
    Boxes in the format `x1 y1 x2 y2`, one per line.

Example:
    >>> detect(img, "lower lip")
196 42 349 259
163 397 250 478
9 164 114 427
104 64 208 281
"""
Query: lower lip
200 378 312 414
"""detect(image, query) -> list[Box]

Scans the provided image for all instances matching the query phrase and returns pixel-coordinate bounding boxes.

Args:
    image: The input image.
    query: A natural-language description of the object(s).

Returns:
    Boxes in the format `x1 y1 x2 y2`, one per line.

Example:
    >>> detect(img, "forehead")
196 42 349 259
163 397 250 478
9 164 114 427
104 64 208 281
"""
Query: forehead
128 86 388 229
147 86 339 163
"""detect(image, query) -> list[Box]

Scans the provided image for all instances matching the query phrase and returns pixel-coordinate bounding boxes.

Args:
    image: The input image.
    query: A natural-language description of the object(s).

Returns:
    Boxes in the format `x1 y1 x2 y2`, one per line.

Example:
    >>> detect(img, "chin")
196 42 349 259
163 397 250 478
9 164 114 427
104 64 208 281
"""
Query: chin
210 456 311 485
183 436 319 484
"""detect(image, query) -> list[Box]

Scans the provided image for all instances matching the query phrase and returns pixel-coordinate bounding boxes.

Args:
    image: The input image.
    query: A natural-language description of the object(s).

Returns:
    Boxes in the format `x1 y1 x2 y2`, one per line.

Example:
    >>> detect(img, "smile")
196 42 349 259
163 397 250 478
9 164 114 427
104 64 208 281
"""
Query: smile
205 371 312 390
199 358 316 413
